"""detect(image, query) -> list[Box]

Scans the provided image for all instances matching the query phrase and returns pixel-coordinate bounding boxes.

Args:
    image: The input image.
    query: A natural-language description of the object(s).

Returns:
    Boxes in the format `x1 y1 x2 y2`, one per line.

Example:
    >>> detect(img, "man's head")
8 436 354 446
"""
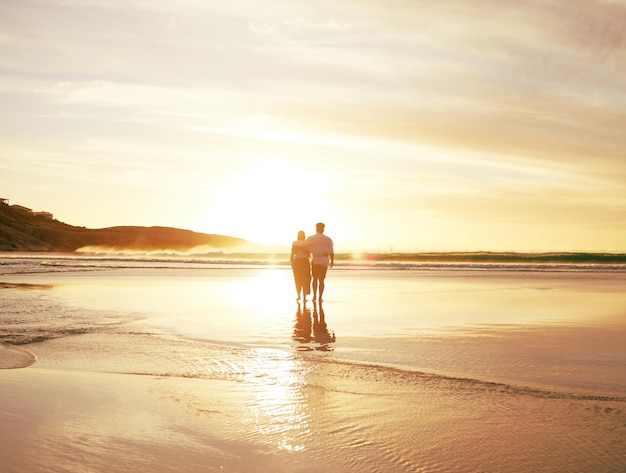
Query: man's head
316 222 325 233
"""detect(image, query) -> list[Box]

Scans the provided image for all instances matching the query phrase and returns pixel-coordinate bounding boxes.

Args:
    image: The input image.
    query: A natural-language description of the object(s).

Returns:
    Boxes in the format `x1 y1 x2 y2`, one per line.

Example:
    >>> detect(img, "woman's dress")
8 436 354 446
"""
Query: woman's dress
291 242 311 297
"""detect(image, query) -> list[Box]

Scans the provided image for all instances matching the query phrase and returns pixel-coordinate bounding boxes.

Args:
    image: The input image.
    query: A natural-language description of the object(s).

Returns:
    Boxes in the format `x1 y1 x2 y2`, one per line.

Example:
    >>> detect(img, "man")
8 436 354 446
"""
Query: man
304 222 334 302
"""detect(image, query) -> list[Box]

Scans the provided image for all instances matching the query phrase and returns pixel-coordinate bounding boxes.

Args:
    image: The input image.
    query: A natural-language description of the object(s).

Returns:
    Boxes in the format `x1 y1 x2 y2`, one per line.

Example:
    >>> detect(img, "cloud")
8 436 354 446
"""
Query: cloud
252 0 626 180
4 0 625 172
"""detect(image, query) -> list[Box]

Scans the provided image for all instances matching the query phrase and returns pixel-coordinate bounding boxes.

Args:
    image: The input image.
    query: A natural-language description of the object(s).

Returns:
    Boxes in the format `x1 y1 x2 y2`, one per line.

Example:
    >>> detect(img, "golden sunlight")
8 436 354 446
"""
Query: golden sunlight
226 270 288 307
211 161 333 247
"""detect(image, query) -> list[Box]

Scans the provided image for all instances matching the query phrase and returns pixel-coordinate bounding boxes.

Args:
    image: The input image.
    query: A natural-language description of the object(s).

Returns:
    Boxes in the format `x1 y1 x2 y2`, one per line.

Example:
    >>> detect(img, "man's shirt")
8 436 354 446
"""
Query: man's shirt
305 233 334 267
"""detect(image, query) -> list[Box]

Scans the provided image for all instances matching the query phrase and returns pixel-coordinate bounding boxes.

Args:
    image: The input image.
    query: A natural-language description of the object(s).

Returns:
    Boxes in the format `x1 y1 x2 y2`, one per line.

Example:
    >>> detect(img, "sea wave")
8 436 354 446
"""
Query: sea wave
2 251 626 275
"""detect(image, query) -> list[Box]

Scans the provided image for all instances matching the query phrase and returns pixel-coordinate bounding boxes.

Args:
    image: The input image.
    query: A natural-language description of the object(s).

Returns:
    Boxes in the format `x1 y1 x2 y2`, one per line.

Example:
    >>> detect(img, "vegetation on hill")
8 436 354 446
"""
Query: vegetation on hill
0 202 248 252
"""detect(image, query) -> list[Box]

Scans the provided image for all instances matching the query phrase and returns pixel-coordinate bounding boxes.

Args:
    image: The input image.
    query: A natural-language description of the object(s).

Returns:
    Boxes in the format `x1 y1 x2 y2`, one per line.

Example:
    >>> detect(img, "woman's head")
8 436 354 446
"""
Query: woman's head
297 230 305 240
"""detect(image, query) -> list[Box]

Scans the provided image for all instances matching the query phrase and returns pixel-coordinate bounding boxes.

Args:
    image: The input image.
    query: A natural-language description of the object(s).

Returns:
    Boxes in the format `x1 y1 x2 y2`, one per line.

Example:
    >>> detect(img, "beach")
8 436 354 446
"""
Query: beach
1 254 626 472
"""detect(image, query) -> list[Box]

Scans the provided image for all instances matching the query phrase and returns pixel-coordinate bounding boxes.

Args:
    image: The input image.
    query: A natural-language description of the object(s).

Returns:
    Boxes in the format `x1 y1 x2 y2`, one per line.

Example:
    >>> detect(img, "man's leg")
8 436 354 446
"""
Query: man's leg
314 264 328 302
312 264 328 301
312 276 318 301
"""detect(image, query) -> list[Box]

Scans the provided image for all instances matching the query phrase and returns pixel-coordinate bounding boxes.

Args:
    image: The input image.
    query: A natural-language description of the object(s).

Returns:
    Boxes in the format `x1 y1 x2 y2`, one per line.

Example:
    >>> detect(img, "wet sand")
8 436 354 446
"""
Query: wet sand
2 337 626 473
1 267 626 472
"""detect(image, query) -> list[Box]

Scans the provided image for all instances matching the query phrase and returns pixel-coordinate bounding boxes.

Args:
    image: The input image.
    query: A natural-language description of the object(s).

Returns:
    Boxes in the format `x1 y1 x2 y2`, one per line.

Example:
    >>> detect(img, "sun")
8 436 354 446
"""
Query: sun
209 160 335 247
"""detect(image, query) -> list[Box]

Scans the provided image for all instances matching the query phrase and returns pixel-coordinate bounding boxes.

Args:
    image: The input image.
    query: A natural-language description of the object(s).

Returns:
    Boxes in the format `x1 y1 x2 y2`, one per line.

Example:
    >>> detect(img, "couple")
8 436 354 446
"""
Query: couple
290 222 334 303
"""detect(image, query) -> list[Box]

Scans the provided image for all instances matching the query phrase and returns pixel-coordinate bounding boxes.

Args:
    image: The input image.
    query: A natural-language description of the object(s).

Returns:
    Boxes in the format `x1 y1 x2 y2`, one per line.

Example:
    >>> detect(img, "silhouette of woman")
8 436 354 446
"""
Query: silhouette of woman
290 230 311 301
293 302 312 345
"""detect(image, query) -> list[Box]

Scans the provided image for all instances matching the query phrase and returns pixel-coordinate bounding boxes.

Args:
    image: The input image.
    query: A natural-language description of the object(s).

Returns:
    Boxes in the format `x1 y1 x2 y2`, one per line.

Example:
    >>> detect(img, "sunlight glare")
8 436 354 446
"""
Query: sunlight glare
209 160 334 247
226 270 291 308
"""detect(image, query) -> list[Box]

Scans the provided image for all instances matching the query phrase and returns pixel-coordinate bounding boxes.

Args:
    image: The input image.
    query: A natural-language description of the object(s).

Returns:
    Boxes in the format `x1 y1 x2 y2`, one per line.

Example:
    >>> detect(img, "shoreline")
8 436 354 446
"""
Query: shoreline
5 325 626 400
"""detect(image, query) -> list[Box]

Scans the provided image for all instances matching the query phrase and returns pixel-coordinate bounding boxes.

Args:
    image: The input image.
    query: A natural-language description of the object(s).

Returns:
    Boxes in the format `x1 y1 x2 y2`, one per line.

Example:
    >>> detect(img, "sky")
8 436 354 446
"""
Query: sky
1 0 626 253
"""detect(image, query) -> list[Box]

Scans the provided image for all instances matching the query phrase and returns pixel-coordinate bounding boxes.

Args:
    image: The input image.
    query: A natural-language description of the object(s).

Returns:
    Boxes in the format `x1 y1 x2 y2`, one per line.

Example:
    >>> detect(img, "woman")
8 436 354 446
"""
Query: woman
290 230 311 301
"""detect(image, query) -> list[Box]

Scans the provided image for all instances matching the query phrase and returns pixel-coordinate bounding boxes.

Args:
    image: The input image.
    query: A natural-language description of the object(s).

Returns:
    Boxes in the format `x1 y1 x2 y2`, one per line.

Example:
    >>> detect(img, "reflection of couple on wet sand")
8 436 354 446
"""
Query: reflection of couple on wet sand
290 222 334 303
293 301 336 350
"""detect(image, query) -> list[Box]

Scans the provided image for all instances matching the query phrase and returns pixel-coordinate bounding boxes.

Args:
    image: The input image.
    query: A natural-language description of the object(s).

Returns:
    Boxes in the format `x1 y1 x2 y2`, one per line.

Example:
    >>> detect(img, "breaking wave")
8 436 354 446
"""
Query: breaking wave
2 251 626 275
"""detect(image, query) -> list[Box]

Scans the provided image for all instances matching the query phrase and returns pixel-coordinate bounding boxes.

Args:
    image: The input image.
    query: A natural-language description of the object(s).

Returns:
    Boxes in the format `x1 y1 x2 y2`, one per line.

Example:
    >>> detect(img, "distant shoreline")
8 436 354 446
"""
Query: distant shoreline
3 201 625 262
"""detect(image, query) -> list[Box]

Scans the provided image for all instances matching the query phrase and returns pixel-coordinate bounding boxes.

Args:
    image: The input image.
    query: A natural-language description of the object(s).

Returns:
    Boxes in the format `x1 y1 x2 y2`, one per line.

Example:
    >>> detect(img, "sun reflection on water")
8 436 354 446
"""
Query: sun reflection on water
242 348 313 452
225 269 291 308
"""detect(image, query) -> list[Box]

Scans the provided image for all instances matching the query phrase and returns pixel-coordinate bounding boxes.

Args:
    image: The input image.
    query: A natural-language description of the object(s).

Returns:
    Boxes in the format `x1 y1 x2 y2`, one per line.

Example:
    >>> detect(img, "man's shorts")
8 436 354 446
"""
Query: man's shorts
312 264 328 280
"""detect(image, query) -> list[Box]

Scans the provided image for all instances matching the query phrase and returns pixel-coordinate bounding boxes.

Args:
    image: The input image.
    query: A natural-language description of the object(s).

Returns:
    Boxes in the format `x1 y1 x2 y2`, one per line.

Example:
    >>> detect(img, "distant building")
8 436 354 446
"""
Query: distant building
5 200 53 219
11 204 32 213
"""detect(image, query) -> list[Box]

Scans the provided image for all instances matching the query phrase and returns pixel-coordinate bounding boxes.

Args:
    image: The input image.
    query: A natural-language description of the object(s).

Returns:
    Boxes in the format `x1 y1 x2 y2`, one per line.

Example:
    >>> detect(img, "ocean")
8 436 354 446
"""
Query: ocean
1 252 626 472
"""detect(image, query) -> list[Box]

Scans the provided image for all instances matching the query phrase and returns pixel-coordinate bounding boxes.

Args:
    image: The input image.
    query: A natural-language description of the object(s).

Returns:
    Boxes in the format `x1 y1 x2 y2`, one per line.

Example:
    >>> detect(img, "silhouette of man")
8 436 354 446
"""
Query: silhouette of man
304 222 334 302
313 300 336 348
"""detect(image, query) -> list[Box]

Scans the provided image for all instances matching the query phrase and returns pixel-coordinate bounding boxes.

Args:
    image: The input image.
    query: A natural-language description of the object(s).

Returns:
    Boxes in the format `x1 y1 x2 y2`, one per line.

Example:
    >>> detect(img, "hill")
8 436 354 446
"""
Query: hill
0 202 249 252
